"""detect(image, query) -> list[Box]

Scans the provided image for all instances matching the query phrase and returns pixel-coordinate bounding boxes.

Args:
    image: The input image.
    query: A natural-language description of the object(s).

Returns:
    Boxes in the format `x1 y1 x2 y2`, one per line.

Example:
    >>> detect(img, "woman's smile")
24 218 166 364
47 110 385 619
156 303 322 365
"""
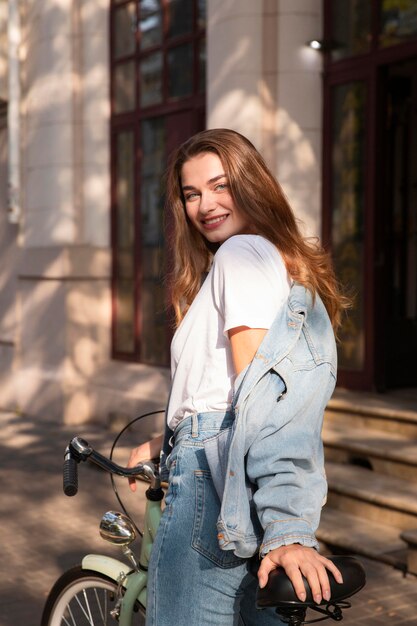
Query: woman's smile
202 214 229 228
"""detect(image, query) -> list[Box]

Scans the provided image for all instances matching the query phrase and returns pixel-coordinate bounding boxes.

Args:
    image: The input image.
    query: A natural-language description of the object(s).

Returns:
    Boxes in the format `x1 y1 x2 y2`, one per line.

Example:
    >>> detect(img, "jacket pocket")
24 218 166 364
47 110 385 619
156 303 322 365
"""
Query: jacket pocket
191 470 244 568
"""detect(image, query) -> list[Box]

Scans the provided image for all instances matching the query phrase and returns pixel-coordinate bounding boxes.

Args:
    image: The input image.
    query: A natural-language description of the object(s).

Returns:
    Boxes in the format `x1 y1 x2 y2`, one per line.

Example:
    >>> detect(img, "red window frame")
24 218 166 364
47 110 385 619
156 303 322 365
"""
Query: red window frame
110 0 206 365
322 0 417 390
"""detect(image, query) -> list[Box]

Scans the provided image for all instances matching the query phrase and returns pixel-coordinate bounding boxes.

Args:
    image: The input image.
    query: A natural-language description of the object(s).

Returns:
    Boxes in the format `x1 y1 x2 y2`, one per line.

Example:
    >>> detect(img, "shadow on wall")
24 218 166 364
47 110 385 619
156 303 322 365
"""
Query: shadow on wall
22 0 110 246
208 2 322 237
0 1 171 427
0 111 20 411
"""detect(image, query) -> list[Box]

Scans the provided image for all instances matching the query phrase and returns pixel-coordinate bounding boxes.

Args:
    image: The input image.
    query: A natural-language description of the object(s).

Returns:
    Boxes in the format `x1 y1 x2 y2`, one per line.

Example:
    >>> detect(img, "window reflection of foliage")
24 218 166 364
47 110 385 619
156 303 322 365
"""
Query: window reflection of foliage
332 0 371 60
332 83 365 370
381 0 417 47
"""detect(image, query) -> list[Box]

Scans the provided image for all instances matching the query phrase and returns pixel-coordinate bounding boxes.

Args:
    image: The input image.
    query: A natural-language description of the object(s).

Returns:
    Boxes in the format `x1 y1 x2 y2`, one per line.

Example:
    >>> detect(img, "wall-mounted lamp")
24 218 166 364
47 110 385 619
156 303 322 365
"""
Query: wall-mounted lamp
308 39 323 50
306 39 335 52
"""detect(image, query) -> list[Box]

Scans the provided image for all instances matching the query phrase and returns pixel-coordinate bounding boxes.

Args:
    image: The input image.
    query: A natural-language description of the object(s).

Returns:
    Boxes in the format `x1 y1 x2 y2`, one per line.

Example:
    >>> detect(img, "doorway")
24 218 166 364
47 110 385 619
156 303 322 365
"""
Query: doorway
378 59 417 388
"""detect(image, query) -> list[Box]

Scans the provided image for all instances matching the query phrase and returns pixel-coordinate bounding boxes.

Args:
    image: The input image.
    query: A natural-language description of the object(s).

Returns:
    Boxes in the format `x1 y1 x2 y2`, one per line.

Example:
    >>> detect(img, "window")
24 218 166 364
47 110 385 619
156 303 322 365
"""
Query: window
323 0 417 389
380 0 417 48
330 0 372 61
110 0 206 365
327 0 417 62
330 82 366 370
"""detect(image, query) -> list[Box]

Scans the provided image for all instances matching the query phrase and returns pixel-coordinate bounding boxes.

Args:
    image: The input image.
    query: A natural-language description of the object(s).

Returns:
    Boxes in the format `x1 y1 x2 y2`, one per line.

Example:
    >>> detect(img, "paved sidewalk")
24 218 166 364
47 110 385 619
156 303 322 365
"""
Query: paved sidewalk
1 410 417 625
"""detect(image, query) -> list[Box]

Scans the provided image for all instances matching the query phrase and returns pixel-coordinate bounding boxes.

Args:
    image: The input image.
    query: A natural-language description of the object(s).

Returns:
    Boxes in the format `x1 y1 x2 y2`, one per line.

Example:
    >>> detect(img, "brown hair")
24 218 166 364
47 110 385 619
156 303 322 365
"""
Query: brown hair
165 128 349 330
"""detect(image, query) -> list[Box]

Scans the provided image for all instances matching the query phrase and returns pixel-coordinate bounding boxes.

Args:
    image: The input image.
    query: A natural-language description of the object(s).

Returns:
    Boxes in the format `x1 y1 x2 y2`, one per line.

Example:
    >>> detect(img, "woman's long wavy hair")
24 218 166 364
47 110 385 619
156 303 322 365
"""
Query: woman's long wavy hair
166 128 349 331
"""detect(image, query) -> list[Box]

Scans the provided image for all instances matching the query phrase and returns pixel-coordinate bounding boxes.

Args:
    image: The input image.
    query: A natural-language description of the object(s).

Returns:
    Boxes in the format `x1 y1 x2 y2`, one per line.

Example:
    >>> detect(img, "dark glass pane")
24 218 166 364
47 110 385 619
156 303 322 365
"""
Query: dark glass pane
140 52 163 107
116 132 135 254
383 61 417 385
167 0 193 39
331 82 366 370
168 43 193 99
380 1 417 47
199 37 206 93
114 61 136 113
331 0 371 61
198 0 206 28
139 117 167 364
113 3 136 60
115 131 135 353
139 0 162 50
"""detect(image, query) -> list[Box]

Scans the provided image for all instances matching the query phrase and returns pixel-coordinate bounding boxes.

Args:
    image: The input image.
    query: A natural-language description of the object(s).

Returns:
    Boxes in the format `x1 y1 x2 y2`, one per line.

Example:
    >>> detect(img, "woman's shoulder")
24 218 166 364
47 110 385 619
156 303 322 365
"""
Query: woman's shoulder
214 234 282 265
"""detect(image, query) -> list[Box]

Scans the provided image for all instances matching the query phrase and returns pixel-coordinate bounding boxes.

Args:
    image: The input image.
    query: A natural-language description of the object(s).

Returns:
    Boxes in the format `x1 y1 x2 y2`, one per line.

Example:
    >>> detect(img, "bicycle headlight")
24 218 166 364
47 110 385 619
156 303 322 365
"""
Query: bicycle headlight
99 511 137 546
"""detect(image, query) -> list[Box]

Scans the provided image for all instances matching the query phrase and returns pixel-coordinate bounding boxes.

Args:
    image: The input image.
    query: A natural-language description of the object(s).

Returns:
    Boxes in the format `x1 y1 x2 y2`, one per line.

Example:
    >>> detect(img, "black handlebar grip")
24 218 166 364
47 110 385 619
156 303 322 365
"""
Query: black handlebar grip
63 457 78 496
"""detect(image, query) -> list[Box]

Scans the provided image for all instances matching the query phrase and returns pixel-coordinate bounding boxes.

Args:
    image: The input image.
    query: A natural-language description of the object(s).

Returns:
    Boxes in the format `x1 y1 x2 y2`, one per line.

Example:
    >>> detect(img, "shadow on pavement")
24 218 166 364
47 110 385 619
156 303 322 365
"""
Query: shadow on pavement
0 411 151 626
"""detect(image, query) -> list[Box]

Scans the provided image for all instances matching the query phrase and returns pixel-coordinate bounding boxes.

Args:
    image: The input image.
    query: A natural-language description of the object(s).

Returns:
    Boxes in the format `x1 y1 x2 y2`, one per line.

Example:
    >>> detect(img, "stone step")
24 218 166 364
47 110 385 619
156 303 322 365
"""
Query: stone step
325 462 417 530
326 389 417 438
317 507 408 571
322 420 417 481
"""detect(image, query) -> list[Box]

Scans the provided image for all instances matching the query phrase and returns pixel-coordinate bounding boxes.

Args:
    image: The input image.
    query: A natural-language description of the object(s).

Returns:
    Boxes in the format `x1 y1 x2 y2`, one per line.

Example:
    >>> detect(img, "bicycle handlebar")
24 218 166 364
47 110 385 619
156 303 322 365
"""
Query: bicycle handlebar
63 436 161 496
63 454 78 496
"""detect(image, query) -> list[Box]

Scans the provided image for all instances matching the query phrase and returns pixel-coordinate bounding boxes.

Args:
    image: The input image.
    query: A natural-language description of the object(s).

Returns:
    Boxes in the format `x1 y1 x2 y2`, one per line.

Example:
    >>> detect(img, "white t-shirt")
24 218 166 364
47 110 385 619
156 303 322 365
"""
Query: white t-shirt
167 235 291 429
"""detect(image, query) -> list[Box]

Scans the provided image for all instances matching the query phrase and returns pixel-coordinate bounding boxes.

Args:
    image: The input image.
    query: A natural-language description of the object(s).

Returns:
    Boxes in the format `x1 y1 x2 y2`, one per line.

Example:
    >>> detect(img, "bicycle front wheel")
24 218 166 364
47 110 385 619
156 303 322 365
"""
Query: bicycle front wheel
41 566 146 626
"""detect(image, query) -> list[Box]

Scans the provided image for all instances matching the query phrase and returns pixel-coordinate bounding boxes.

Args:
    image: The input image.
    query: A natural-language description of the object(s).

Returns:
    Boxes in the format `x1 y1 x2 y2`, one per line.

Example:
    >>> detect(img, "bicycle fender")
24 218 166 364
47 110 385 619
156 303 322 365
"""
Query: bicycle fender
82 554 130 582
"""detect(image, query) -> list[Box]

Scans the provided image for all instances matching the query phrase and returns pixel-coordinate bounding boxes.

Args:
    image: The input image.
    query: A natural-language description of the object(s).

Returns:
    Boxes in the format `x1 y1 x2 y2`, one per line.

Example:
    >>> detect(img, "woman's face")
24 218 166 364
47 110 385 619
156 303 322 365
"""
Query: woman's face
181 152 251 244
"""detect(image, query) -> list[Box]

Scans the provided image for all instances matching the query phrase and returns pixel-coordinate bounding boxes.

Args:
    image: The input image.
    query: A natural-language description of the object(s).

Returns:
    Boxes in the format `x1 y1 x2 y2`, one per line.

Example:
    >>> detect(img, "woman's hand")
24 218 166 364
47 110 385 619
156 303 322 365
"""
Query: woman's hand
127 434 163 492
257 544 343 604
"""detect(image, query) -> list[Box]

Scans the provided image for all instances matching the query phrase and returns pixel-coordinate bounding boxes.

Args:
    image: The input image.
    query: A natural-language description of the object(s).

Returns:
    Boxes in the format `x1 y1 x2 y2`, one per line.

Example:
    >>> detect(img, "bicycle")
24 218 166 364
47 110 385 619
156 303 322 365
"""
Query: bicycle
41 431 366 626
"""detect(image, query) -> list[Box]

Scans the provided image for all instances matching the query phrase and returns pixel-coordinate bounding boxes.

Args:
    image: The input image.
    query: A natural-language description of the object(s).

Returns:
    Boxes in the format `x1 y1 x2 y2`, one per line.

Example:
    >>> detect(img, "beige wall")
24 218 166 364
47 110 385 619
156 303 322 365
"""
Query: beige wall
0 0 7 102
0 1 18 412
21 0 110 248
7 1 170 430
276 0 323 238
207 0 264 148
0 113 20 412
207 0 323 237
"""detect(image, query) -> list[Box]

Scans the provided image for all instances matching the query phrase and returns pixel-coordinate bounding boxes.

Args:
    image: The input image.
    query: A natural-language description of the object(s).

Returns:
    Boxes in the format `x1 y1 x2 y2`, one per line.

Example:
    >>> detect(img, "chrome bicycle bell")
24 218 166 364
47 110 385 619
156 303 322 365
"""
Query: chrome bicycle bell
99 511 137 546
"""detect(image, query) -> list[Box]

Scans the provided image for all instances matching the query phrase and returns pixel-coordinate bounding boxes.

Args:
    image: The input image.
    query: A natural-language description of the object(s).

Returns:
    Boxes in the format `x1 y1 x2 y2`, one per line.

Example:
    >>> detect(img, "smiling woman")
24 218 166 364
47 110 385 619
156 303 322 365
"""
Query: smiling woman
181 153 251 243
127 128 349 626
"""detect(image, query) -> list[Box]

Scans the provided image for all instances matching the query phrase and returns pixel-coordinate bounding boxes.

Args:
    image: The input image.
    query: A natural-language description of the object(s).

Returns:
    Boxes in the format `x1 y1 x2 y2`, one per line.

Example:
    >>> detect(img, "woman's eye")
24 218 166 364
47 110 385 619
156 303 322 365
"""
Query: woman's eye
185 192 199 201
215 183 228 191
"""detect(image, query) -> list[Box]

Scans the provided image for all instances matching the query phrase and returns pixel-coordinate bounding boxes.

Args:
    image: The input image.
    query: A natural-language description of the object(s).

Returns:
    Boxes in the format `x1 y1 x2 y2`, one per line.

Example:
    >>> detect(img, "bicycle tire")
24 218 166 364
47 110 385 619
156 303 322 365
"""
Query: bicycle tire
41 566 146 626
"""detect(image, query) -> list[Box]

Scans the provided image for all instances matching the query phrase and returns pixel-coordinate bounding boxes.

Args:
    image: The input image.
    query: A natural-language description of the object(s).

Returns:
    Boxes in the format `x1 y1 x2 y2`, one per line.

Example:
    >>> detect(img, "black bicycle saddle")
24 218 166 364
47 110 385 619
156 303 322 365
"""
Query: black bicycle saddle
256 555 366 609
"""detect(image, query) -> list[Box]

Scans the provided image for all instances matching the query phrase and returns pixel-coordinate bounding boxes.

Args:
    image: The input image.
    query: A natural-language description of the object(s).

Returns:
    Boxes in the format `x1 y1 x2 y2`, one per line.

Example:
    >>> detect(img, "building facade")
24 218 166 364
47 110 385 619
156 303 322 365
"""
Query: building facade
0 0 415 426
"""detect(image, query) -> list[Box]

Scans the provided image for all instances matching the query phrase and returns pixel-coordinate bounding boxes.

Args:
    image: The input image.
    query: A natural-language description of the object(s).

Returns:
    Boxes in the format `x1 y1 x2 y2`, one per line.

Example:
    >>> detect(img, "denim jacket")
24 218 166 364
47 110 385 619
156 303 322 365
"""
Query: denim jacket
162 283 337 559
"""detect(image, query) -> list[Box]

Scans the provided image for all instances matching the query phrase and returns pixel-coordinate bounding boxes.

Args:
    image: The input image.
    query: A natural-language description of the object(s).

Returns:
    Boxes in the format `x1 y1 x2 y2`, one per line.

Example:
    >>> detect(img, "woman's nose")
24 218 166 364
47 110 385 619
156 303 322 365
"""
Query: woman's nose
199 191 217 215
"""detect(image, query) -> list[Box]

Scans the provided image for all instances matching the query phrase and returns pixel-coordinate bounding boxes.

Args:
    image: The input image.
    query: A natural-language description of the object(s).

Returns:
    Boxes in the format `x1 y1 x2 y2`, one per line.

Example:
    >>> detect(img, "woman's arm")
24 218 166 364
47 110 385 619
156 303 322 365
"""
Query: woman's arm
127 434 163 492
228 326 267 375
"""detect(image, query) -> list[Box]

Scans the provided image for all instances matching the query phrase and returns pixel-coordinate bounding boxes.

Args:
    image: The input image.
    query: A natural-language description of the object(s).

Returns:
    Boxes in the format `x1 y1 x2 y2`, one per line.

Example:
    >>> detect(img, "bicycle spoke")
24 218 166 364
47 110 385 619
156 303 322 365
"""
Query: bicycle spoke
83 589 95 626
41 569 134 626
74 591 94 624
66 587 114 626
66 603 76 626
61 613 72 626
93 588 106 624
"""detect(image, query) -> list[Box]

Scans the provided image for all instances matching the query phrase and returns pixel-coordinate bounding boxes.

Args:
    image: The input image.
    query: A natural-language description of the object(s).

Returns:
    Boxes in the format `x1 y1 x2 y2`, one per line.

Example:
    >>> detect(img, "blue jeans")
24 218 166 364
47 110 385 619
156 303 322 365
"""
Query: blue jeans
146 412 285 625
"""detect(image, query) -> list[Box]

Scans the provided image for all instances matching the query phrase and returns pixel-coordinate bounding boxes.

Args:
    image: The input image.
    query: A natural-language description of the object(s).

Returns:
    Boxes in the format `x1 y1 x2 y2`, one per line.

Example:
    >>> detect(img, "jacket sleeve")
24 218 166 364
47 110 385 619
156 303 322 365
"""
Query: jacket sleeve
245 367 332 557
